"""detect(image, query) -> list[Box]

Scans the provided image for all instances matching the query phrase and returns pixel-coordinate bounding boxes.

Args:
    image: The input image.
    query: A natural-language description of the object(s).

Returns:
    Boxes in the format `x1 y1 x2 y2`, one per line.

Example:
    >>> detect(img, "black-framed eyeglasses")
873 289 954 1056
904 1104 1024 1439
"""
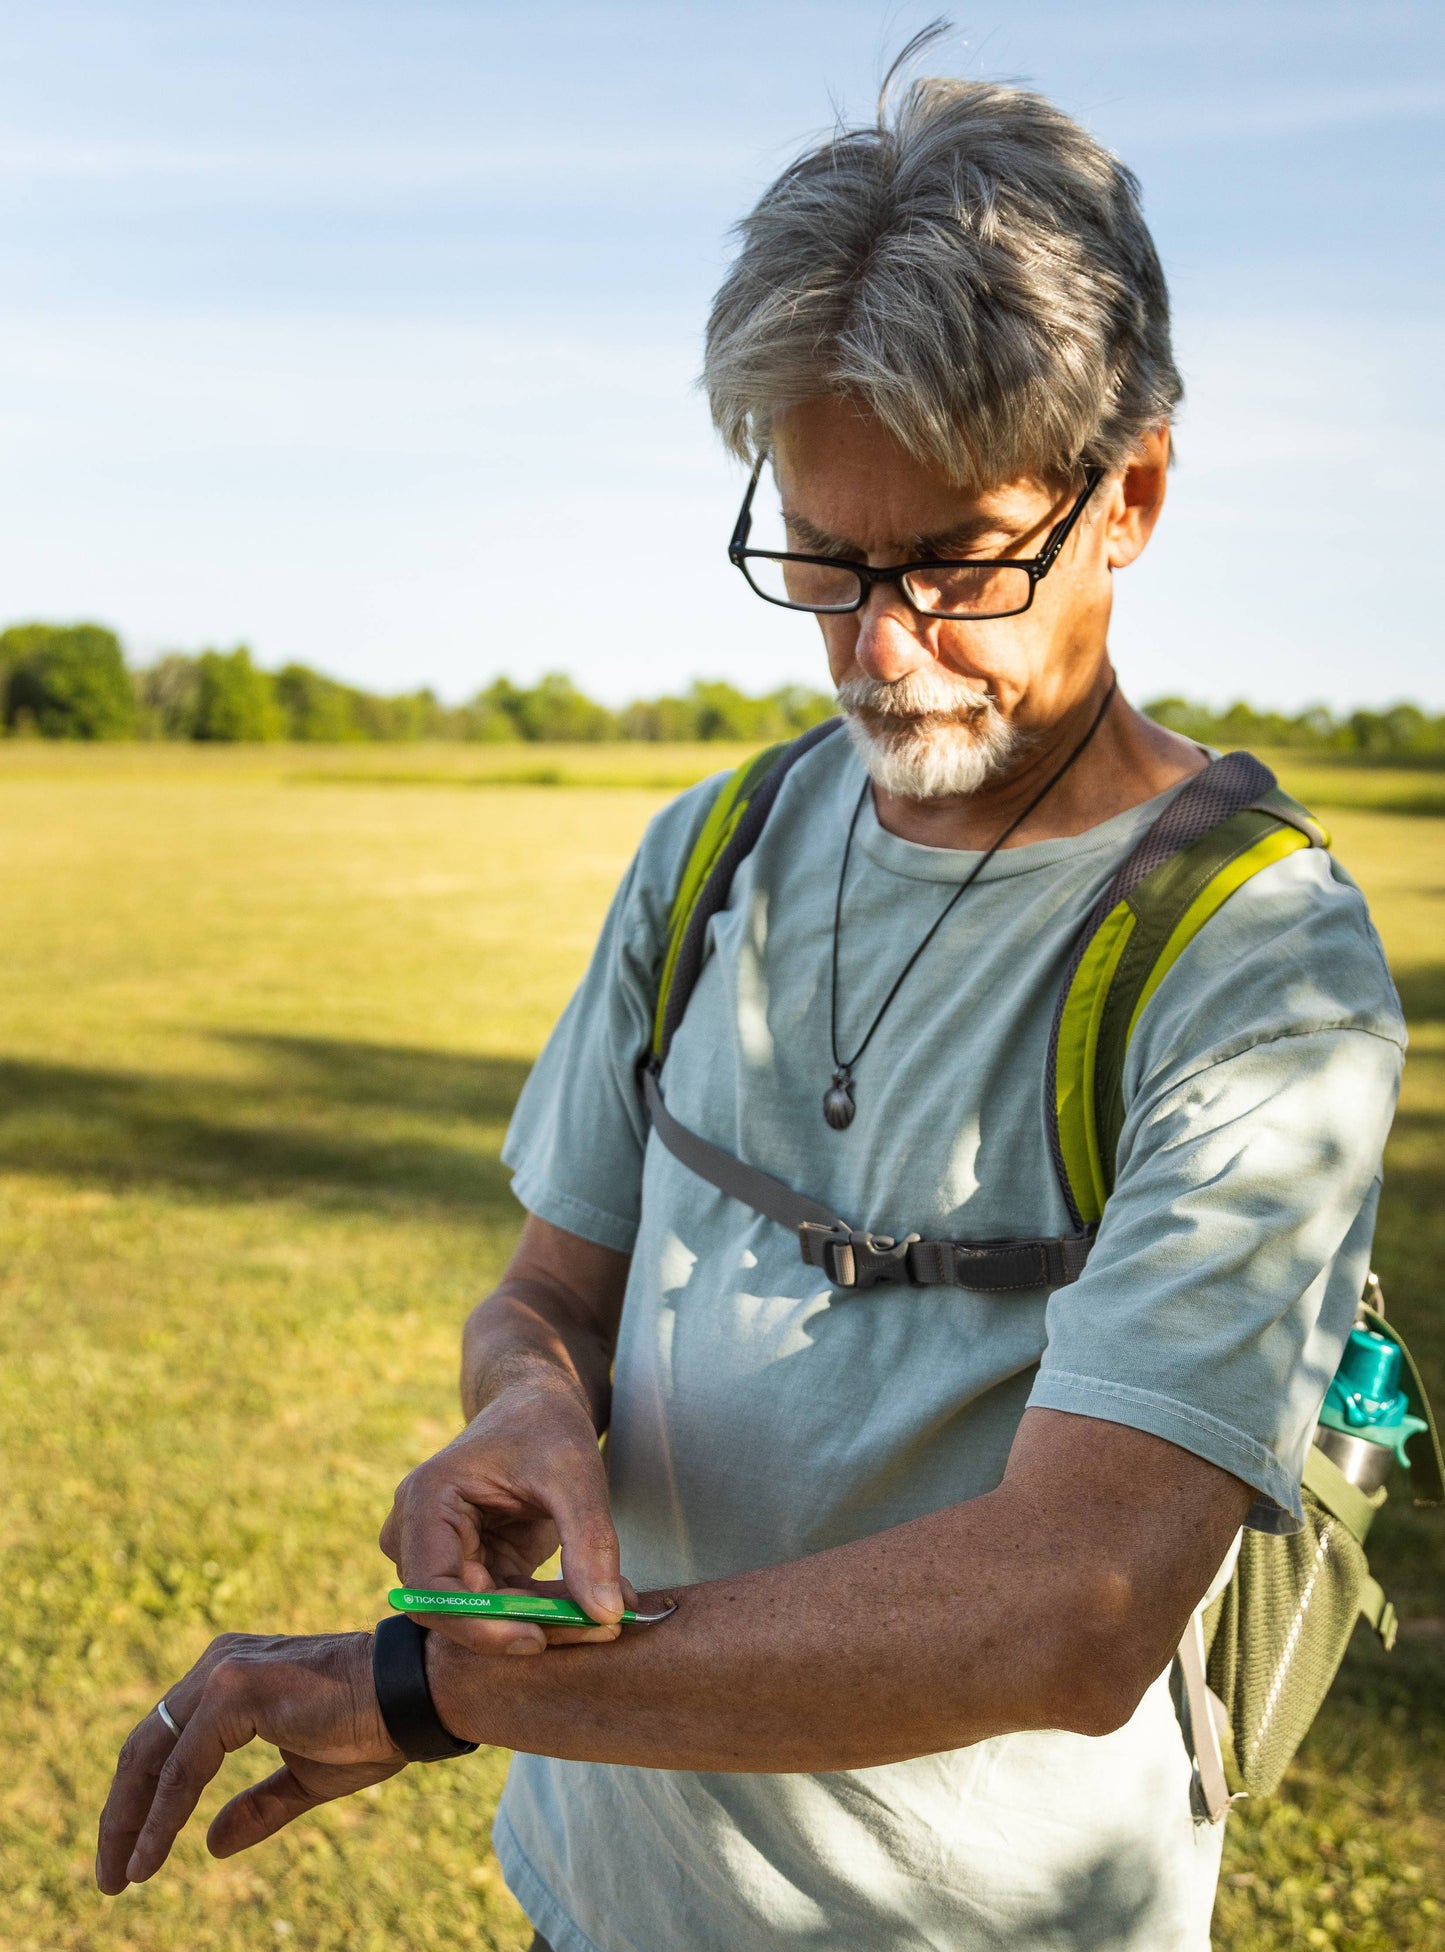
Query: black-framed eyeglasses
728 459 1105 620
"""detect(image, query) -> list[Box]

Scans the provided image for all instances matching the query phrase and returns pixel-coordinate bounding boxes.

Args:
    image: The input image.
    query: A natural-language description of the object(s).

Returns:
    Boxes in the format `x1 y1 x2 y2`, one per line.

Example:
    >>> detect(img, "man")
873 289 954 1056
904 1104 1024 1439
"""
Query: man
98 70 1403 1952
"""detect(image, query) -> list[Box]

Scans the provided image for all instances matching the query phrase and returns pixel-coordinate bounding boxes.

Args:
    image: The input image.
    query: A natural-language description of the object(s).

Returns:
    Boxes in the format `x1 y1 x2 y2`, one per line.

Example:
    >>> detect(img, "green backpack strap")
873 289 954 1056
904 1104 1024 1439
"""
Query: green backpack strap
1046 751 1329 1229
651 718 843 1065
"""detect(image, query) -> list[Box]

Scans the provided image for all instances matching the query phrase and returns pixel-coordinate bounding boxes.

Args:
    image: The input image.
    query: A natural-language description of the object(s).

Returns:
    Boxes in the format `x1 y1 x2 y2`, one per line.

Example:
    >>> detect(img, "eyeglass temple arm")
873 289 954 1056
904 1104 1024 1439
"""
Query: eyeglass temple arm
729 454 767 555
1033 466 1106 575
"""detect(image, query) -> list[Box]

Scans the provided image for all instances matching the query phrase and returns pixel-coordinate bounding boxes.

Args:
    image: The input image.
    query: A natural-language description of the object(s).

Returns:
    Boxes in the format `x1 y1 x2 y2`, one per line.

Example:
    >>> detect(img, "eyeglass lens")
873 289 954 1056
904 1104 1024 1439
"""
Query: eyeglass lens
741 554 1034 618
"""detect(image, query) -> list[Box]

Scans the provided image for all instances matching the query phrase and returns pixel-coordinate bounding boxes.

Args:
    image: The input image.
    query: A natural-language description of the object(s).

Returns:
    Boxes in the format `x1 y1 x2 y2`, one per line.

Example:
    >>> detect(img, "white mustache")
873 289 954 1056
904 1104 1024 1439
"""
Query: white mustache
835 671 995 722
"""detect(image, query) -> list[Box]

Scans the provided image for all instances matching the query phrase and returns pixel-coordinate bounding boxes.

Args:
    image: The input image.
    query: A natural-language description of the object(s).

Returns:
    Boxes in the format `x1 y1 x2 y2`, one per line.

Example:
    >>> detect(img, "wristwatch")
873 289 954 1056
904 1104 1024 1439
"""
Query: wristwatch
372 1614 479 1762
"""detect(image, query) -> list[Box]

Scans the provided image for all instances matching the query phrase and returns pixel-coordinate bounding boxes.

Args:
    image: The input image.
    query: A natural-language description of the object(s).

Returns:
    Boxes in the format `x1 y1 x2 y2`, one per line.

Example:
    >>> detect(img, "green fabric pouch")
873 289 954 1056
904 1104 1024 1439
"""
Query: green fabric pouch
1203 1462 1384 1796
1201 1309 1441 1799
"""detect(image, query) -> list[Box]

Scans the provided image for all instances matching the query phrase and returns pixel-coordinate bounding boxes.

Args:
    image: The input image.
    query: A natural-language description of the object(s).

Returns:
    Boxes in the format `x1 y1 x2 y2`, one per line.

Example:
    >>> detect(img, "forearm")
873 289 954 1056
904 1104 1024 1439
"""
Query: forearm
461 1218 628 1430
424 1409 1252 1771
427 1487 1122 1772
461 1280 613 1428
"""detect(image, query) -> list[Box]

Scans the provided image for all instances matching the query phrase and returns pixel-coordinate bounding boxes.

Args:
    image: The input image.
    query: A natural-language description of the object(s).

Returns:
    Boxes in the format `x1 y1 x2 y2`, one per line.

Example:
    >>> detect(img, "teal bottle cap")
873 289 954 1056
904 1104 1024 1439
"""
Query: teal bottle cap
1319 1327 1428 1469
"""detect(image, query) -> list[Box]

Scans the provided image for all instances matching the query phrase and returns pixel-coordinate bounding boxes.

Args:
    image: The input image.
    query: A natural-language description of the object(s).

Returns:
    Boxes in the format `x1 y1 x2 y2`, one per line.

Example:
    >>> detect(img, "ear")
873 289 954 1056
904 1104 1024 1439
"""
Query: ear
1106 425 1170 571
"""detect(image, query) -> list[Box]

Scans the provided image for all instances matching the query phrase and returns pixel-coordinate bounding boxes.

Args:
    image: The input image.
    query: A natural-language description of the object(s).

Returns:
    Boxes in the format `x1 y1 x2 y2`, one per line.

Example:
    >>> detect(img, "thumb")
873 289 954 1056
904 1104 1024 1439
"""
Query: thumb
550 1445 624 1624
207 1764 321 1857
208 1757 401 1859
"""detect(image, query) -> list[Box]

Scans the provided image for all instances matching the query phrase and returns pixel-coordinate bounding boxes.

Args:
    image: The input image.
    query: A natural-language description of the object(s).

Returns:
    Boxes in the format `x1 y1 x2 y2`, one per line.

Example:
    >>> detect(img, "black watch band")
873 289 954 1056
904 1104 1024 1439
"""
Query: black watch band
372 1614 479 1762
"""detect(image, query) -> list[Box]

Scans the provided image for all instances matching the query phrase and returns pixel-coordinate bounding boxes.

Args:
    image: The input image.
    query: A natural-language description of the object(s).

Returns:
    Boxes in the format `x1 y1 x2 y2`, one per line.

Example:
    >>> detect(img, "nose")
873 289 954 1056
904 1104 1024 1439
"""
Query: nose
852 584 935 684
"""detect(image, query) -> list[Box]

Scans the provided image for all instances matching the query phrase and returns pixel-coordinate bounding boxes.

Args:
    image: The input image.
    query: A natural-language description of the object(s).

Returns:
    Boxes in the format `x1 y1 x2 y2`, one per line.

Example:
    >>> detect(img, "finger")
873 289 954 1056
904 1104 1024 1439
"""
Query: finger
518 1578 623 1646
549 1447 625 1624
401 1589 548 1659
395 1483 483 1592
206 1763 321 1856
96 1711 175 1895
394 1493 548 1655
406 1612 549 1657
538 1623 623 1646
96 1642 234 1896
125 1702 232 1885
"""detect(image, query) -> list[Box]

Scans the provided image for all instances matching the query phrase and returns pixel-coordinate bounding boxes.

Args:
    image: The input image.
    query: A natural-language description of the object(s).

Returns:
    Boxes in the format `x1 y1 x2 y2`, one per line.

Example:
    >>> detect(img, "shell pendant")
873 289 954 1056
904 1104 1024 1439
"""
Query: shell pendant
823 1067 856 1130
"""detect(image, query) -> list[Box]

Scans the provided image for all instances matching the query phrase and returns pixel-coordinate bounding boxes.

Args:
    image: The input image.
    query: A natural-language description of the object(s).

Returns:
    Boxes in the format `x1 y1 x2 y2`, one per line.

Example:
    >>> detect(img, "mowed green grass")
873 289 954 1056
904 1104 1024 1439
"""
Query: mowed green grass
0 743 1439 1952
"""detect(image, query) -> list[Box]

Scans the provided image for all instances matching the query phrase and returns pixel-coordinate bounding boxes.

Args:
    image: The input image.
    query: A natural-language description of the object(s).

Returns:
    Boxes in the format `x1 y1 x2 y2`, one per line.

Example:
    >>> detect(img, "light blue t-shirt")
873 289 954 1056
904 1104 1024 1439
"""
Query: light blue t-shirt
493 732 1404 1952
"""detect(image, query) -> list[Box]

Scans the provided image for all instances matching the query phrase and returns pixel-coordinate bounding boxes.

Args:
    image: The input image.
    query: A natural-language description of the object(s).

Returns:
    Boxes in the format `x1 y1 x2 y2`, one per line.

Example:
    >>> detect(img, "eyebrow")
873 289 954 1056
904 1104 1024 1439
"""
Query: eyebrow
781 509 1011 558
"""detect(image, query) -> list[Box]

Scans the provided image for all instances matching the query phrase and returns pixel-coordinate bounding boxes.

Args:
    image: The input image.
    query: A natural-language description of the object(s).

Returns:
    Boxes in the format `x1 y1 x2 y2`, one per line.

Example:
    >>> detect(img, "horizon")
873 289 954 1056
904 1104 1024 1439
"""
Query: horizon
2 2 1441 711
6 623 1440 731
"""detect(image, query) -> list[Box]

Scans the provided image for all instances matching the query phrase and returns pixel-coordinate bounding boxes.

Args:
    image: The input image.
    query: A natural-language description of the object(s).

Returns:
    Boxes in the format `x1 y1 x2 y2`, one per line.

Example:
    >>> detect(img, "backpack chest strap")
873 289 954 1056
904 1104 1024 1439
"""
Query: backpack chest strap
642 1063 1093 1294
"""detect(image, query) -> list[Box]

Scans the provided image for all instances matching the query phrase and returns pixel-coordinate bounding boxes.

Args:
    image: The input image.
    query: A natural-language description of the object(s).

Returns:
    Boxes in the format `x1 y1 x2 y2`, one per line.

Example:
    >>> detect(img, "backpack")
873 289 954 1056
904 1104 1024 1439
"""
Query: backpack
639 718 1443 1821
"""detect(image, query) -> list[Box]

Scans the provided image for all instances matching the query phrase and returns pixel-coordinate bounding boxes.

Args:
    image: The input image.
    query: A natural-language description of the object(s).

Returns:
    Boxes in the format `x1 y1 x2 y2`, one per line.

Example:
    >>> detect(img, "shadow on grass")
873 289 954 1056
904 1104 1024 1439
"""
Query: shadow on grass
0 1034 533 1217
1390 962 1445 1026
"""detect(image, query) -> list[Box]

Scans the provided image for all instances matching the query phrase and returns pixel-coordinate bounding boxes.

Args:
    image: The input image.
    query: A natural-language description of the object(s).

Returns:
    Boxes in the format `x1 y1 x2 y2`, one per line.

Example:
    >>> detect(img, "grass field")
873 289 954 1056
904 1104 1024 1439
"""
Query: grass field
0 741 1440 1951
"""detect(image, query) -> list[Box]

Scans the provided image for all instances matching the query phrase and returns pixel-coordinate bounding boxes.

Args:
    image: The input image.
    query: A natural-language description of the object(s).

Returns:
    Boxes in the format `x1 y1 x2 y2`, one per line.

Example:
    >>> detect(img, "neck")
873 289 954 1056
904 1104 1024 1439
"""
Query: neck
868 669 1207 851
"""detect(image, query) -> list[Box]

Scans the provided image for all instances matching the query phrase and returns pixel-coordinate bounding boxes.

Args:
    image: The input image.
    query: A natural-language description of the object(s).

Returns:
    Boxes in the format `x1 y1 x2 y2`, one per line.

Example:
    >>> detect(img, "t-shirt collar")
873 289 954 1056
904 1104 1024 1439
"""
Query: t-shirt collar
848 751 1197 886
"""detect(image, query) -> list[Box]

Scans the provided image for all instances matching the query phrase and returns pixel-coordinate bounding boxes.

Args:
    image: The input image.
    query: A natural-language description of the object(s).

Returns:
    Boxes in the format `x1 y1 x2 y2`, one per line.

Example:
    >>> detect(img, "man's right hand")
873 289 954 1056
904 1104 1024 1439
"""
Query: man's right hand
379 1372 630 1657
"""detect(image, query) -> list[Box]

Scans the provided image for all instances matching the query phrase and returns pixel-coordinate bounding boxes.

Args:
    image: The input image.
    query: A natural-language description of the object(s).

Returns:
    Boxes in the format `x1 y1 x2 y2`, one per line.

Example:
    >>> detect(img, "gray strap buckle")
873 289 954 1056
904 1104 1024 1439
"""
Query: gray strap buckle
799 1222 922 1290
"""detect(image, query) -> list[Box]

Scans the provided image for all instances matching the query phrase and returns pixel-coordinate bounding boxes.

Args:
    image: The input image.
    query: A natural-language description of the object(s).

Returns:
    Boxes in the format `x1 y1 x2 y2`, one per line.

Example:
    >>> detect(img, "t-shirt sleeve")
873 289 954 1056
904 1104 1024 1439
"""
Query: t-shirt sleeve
1028 847 1406 1533
500 779 724 1254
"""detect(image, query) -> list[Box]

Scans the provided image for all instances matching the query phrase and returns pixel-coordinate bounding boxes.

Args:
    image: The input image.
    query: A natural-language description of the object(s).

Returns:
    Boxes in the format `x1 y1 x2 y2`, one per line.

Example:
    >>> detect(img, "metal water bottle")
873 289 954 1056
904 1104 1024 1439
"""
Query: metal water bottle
1313 1315 1428 1493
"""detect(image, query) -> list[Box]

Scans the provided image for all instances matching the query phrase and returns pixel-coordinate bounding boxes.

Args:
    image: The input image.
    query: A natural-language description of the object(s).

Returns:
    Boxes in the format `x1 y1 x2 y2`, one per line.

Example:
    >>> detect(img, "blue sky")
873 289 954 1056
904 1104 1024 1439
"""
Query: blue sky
2 2 1442 707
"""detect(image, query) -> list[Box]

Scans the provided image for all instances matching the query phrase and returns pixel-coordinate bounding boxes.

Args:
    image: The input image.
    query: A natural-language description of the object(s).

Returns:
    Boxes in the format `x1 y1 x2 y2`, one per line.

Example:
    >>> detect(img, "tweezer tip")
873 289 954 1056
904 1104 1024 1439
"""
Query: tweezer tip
628 1598 678 1624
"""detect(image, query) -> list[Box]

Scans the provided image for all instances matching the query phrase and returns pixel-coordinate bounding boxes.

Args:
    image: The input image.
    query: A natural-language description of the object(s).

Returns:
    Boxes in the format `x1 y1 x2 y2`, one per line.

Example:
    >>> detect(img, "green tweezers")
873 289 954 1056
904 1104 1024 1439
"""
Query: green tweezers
388 1587 677 1627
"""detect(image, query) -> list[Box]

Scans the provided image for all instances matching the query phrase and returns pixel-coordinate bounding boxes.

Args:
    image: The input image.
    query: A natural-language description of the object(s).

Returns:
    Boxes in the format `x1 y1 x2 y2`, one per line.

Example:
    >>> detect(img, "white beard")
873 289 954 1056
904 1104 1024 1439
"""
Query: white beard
836 670 1027 800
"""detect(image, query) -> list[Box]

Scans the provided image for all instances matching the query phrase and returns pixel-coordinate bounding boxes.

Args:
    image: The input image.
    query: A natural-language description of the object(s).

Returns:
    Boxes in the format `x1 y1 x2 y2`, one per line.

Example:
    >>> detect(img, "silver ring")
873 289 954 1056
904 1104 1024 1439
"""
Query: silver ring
156 1697 183 1739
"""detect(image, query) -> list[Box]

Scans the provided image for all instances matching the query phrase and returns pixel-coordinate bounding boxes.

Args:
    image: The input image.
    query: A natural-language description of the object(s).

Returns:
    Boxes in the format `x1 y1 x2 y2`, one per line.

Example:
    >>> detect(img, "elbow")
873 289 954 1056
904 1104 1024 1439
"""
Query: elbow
1037 1571 1173 1739
1052 1669 1147 1740
1043 1656 1143 1738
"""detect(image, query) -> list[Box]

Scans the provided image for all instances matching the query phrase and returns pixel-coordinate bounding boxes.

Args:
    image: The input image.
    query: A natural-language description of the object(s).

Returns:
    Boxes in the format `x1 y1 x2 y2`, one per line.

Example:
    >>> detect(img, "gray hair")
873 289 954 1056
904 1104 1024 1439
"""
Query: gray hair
704 54 1181 490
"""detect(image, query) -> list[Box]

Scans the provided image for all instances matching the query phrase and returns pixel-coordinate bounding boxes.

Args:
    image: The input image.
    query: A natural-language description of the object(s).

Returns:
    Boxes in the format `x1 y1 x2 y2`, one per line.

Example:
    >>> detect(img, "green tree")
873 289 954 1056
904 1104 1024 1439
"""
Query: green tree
192 647 283 742
353 688 451 740
618 693 702 740
274 664 367 742
522 673 616 742
490 673 616 742
1 623 135 739
135 654 202 739
453 680 524 742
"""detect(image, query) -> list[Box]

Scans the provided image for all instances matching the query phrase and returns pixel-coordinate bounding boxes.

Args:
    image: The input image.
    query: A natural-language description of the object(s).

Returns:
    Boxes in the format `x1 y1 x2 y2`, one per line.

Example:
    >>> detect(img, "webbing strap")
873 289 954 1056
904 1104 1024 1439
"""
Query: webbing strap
1358 1576 1399 1651
642 1065 1094 1293
1177 1610 1240 1824
641 1063 841 1235
1301 1441 1388 1545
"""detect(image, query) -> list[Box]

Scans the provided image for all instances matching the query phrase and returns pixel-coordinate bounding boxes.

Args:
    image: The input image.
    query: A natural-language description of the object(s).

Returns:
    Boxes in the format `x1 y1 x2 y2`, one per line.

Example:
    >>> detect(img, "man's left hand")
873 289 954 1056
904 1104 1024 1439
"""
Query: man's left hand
96 1630 404 1895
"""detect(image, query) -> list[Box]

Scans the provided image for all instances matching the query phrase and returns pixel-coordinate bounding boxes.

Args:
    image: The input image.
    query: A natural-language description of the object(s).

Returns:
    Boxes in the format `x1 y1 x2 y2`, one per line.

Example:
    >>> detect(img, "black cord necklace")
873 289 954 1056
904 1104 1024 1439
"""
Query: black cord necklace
823 675 1119 1130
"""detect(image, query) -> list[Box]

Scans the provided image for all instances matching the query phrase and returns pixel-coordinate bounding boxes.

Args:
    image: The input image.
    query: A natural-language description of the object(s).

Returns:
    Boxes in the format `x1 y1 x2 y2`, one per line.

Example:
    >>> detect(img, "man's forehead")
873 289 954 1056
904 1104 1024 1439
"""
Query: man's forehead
773 467 1050 553
769 398 1065 549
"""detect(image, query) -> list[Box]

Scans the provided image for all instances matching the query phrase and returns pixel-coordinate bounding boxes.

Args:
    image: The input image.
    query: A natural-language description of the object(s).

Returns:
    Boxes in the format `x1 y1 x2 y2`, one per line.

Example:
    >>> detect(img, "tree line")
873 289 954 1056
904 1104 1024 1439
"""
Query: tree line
2 622 1442 761
0 623 834 745
1144 696 1445 764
